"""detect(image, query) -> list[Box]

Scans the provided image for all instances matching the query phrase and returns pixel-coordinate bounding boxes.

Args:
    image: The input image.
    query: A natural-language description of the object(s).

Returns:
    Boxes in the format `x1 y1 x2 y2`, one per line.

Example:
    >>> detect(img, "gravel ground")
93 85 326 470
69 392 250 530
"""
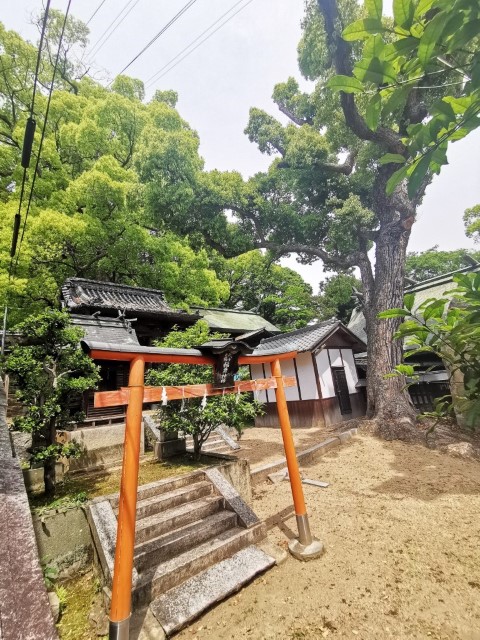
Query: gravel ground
176 434 480 640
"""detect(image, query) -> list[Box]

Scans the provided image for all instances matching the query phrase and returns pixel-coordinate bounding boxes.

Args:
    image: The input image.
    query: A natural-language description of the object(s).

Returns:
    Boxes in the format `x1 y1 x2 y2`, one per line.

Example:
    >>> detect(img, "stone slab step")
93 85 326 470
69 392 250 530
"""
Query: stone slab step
135 495 225 545
109 471 205 509
134 510 237 572
130 481 214 521
150 546 275 635
133 525 265 605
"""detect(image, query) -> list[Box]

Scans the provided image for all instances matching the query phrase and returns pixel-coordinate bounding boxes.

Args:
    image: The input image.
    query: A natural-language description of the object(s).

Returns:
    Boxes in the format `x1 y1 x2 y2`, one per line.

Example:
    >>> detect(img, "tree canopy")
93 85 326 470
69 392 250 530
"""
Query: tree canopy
405 246 480 282
317 273 362 323
217 251 318 330
0 17 318 331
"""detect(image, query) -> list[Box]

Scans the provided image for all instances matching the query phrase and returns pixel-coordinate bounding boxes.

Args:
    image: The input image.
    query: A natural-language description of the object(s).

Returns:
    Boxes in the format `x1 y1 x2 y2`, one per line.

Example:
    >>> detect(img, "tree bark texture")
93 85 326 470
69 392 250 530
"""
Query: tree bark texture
315 0 420 439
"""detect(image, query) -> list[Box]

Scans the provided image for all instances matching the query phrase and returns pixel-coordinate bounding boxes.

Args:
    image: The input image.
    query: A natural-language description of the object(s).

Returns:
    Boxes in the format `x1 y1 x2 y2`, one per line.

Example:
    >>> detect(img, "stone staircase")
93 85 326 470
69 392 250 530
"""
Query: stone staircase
184 426 240 456
88 468 274 635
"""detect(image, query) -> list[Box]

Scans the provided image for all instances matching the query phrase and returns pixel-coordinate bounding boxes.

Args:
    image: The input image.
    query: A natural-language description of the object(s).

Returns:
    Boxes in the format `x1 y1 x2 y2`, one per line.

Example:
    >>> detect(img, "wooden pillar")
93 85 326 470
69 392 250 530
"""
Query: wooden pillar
109 356 145 639
271 358 324 560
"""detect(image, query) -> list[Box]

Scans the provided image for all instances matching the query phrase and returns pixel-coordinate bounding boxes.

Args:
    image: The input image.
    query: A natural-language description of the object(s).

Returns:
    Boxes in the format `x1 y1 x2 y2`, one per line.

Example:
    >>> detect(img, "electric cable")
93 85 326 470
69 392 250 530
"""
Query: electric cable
145 0 256 87
112 0 199 79
1 0 52 355
89 0 142 58
14 0 74 275
86 0 108 25
144 0 246 86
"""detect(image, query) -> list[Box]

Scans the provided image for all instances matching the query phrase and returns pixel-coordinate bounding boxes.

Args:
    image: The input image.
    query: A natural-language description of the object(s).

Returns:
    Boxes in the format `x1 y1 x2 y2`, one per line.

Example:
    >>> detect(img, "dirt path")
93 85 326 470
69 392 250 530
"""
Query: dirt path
177 434 480 640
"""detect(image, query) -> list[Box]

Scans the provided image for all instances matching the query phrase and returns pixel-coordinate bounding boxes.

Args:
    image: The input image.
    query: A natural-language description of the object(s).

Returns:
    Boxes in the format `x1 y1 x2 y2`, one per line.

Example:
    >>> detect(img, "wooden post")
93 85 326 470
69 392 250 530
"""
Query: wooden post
271 358 324 561
109 356 145 639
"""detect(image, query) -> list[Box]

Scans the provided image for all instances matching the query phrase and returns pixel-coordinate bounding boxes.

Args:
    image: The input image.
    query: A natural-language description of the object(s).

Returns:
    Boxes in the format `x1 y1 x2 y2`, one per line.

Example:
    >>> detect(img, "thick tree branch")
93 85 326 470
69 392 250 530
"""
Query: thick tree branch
317 0 406 155
255 239 357 270
277 104 314 127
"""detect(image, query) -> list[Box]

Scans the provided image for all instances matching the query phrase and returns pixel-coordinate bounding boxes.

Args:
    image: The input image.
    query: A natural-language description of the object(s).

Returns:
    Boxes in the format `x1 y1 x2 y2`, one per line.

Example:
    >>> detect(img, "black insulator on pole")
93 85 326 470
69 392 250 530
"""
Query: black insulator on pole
10 214 21 257
21 117 36 169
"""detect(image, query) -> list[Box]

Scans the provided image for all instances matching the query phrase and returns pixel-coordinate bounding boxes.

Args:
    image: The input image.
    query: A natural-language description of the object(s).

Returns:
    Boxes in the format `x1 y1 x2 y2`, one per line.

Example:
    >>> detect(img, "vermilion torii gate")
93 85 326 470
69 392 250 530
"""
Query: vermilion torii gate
83 340 324 640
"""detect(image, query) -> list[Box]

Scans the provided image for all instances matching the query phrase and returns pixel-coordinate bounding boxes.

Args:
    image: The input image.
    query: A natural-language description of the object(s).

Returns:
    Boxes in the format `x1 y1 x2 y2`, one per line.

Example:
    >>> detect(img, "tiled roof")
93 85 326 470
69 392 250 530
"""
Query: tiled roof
191 306 280 334
252 320 365 355
62 278 197 322
70 314 139 345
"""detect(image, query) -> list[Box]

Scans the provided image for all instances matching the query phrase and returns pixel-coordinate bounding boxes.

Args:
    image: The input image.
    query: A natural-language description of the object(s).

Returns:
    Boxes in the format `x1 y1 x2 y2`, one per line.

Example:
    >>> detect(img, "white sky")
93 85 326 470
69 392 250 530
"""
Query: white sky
3 0 480 293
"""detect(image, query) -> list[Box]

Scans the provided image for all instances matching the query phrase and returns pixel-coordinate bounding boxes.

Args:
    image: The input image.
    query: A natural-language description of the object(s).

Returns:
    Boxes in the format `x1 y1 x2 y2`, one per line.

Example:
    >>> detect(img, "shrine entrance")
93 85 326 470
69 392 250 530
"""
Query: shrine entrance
82 338 324 640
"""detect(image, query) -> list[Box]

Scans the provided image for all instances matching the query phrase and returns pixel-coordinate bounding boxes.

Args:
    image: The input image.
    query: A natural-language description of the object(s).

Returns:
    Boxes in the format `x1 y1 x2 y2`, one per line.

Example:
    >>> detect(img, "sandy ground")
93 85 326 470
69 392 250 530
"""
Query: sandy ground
176 434 480 640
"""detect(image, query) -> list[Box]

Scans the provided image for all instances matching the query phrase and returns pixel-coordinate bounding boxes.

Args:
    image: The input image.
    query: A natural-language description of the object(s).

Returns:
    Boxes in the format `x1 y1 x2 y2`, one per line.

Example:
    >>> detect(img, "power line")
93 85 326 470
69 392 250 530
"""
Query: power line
112 0 199 80
14 0 74 275
89 0 142 58
1 0 52 356
145 0 256 88
86 0 109 25
144 0 246 86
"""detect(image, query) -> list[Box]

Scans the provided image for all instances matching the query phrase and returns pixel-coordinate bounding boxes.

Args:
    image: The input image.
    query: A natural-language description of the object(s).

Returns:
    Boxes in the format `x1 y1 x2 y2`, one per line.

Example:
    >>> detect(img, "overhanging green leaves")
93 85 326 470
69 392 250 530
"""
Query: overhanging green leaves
342 18 384 41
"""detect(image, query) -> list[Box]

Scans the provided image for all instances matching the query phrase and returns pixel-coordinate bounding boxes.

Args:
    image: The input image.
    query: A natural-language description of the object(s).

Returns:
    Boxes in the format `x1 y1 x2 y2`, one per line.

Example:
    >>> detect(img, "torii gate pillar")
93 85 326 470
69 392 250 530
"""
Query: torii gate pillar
271 358 324 561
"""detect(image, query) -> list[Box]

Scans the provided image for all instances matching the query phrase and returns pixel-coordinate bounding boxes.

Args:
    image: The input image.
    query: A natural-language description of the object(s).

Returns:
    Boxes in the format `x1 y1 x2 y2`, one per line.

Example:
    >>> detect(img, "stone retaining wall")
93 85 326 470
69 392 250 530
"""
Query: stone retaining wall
0 378 58 639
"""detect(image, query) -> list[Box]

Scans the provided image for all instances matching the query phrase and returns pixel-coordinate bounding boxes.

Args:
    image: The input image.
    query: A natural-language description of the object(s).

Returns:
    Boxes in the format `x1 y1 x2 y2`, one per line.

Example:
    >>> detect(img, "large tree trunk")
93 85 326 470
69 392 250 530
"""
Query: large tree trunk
362 178 419 440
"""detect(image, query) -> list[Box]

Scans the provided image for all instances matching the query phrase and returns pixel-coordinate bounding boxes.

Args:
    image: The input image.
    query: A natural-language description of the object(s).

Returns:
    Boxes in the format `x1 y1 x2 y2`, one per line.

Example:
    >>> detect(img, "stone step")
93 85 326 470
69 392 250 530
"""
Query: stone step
132 481 214 521
183 438 229 449
109 471 206 509
202 441 230 451
133 524 266 606
134 511 237 572
150 546 275 636
135 495 225 545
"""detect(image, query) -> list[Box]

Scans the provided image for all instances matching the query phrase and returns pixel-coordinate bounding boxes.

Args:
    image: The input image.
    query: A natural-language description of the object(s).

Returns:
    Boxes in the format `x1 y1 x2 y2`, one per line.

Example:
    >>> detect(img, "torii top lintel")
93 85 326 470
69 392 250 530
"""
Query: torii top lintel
81 340 297 365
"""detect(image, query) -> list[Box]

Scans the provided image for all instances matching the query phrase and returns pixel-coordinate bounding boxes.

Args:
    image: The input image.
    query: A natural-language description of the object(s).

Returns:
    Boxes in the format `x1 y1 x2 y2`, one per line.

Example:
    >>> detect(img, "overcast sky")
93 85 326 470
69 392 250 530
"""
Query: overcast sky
4 0 480 292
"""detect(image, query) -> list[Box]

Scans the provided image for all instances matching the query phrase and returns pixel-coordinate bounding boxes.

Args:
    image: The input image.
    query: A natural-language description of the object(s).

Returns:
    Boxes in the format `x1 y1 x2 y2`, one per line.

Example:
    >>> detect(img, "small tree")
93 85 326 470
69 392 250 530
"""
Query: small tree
5 310 100 496
145 321 263 460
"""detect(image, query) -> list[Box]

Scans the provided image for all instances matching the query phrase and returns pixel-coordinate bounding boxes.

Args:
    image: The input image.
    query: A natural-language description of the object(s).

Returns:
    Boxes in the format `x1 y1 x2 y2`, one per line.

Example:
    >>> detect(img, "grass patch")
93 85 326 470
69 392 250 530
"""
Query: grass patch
56 571 103 640
30 454 207 515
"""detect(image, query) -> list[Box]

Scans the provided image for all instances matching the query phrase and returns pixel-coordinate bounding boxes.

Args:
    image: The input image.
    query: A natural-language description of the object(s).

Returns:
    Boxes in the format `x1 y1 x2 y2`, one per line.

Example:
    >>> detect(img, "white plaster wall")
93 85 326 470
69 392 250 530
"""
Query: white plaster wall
278 358 300 401
296 352 318 400
341 349 359 394
316 349 335 398
250 364 269 403
328 348 343 367
264 362 277 402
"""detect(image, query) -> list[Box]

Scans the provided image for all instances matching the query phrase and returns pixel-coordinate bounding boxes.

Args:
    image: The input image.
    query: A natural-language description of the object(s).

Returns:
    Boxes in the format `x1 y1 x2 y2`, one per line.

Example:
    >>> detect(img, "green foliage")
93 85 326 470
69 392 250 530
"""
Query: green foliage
145 322 263 458
330 0 480 196
0 19 229 326
42 561 59 590
405 246 480 281
317 273 362 323
5 310 100 495
384 273 480 428
219 251 318 330
464 204 480 242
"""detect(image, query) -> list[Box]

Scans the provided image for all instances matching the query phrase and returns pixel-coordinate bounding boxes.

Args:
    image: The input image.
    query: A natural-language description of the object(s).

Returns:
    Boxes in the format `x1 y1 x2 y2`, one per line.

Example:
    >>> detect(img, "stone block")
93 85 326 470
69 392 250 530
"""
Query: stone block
32 507 93 576
23 463 64 493
154 437 186 461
